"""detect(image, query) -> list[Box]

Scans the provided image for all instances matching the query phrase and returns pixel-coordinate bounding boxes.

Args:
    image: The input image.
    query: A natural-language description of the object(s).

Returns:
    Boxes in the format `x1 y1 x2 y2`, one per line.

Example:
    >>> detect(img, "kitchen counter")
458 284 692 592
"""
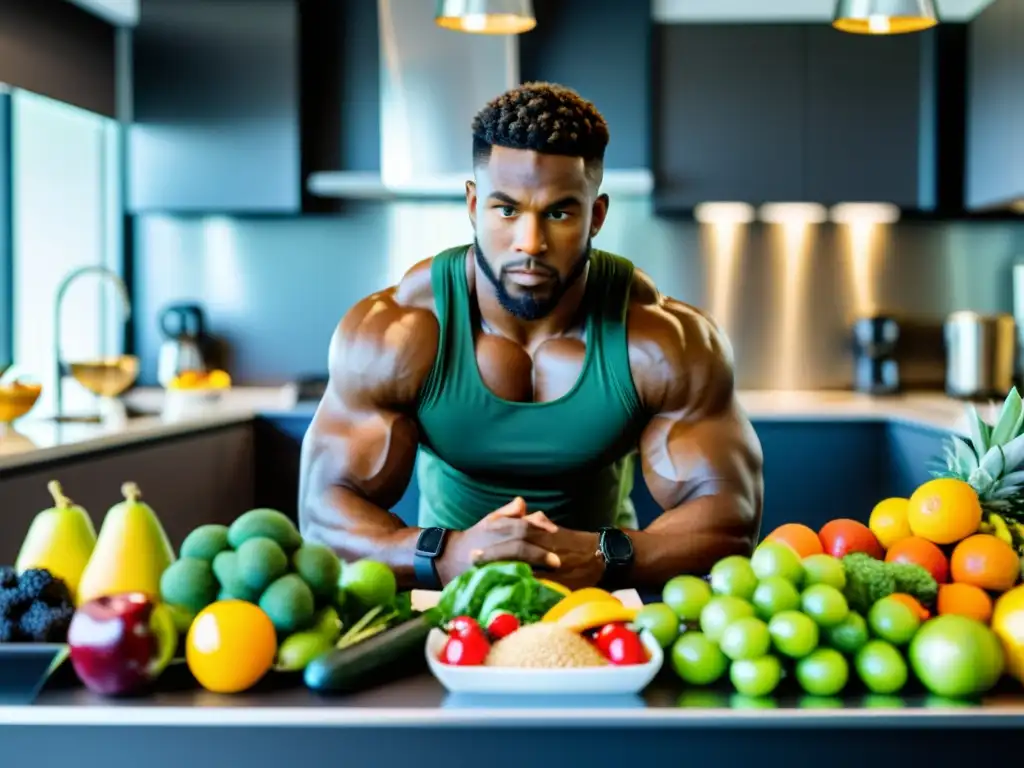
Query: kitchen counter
0 388 991 474
1 669 1022 768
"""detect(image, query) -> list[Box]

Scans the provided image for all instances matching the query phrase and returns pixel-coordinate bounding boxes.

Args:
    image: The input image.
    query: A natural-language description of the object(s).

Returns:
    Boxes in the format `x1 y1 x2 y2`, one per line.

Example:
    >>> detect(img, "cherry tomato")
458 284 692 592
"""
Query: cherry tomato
593 622 630 654
440 633 490 666
486 611 520 640
447 616 483 639
594 623 647 665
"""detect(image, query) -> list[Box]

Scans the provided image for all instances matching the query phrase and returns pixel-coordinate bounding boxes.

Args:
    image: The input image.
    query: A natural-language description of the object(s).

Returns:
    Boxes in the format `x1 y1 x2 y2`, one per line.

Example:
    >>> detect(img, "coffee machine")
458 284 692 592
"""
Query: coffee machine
852 315 900 395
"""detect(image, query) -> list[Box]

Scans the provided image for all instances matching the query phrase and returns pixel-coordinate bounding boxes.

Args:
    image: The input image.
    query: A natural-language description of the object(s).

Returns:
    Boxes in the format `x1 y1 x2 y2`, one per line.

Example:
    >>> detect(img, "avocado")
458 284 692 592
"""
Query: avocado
212 550 260 602
259 573 316 634
236 536 289 593
227 508 302 552
159 557 218 613
291 543 342 601
179 524 230 562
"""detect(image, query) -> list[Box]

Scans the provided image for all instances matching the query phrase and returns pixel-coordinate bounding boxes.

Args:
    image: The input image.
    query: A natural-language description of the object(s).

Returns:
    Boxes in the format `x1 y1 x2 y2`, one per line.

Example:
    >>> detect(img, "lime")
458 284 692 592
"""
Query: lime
801 554 847 590
796 647 849 696
768 610 819 659
340 559 396 609
798 695 843 709
719 616 771 661
634 602 680 648
868 597 921 646
709 556 758 600
671 631 728 686
751 576 801 620
801 584 849 628
863 694 906 709
699 595 755 642
750 541 804 586
909 615 1006 699
730 693 778 709
855 639 908 695
825 611 869 655
729 655 783 697
663 575 712 621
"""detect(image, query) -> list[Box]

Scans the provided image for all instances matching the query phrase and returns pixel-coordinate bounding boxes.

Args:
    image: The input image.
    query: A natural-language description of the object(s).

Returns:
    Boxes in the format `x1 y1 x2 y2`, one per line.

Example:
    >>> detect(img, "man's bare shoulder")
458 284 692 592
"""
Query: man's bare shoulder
327 258 440 410
626 268 736 415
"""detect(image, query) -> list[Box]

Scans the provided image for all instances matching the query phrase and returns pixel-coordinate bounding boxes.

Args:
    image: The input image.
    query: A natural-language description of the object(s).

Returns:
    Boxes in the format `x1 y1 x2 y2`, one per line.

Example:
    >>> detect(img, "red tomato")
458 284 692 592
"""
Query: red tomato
485 612 520 640
447 616 483 639
819 519 884 560
440 633 490 666
593 623 647 665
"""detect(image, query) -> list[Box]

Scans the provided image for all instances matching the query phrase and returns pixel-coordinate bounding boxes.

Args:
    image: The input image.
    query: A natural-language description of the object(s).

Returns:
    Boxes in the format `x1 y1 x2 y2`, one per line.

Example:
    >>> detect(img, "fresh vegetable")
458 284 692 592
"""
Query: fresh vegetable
841 552 938 614
446 615 483 639
304 609 439 694
593 623 646 665
440 631 490 665
335 590 414 651
485 611 519 639
437 561 564 626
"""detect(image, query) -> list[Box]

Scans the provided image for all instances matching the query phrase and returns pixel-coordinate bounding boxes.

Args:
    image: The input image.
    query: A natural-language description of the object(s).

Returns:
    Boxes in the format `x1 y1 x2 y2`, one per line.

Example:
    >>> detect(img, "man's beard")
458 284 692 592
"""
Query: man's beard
473 238 592 321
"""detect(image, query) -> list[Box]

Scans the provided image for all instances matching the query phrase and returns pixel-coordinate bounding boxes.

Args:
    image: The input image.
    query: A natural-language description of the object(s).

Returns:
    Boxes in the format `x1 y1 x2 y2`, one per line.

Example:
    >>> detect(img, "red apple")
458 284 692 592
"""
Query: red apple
67 592 178 696
818 519 884 560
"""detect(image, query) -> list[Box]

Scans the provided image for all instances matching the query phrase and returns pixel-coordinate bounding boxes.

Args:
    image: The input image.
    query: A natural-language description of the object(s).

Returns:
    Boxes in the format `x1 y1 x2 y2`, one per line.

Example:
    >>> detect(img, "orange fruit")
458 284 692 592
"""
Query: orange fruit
765 523 824 558
950 533 1020 593
186 600 278 693
938 582 994 623
884 535 950 583
868 497 912 549
906 478 982 545
889 592 931 620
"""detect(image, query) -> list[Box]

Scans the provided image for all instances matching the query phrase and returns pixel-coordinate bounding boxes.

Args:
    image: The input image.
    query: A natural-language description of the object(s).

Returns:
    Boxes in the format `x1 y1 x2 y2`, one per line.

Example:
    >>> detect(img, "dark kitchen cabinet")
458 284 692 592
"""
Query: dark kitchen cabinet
0 424 255 565
655 23 946 213
803 26 933 208
518 0 651 172
965 0 1024 211
127 0 301 214
654 24 806 209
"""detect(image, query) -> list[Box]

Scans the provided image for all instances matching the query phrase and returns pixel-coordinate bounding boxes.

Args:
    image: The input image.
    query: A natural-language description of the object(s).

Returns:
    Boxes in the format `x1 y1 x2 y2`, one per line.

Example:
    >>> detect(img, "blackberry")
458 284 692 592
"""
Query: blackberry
0 618 18 642
0 566 18 590
17 569 55 600
0 587 31 619
17 602 55 642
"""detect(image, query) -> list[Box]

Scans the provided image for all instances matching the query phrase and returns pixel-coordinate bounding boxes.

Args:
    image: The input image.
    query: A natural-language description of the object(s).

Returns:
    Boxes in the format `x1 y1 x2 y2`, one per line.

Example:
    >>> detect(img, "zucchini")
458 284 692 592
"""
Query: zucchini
303 610 439 694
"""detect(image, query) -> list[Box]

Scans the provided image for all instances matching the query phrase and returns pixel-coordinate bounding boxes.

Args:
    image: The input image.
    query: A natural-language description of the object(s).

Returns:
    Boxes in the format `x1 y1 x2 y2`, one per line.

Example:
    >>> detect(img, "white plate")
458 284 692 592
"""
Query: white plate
425 627 664 695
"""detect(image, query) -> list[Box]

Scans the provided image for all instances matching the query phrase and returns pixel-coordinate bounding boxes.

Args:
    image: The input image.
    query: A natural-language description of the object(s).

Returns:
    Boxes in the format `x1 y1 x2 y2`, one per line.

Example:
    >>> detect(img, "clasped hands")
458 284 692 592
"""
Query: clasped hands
438 497 606 590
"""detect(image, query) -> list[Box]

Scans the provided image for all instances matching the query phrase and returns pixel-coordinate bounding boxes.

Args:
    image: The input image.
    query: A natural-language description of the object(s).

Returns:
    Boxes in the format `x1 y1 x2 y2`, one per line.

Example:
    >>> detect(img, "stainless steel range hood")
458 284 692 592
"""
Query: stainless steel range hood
306 0 652 200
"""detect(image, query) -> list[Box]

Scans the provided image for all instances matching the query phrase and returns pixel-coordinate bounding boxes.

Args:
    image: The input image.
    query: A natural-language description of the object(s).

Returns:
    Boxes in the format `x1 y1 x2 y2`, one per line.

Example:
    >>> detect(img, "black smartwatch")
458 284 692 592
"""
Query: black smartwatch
597 526 634 590
414 527 449 590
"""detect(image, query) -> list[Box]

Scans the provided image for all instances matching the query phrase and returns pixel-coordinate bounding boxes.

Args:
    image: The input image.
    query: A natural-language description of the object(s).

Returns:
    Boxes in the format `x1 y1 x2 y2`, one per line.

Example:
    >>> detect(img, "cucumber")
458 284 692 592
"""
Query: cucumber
304 610 438 694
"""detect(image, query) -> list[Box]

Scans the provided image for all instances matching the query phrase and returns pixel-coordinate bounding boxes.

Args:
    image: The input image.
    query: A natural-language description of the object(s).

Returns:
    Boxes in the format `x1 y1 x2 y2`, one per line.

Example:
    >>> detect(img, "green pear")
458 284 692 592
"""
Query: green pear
16 481 98 603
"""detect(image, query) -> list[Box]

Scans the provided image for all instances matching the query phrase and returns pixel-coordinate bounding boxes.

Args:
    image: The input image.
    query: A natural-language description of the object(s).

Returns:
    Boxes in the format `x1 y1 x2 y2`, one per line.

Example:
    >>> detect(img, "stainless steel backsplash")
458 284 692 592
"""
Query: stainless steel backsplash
132 198 1024 389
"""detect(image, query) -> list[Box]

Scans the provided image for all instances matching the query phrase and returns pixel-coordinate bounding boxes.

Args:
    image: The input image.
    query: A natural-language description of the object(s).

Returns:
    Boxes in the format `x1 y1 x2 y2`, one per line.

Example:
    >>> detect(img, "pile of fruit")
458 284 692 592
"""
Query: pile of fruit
432 563 649 668
166 369 232 390
633 542 1004 700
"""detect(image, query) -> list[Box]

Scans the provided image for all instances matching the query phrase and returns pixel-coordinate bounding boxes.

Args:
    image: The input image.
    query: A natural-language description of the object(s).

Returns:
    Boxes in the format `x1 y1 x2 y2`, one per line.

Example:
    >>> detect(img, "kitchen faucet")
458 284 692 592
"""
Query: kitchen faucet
53 265 133 420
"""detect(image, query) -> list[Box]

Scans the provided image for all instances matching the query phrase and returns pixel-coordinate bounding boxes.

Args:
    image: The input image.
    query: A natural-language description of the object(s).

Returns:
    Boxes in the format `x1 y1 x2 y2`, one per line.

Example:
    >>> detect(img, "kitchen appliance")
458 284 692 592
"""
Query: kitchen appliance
851 314 900 395
944 311 1016 400
157 303 210 387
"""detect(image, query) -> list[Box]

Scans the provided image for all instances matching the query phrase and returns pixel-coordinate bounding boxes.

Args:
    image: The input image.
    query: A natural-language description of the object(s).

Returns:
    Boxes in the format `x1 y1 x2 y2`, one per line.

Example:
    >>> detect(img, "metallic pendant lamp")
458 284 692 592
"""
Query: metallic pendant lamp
832 0 939 34
435 0 537 34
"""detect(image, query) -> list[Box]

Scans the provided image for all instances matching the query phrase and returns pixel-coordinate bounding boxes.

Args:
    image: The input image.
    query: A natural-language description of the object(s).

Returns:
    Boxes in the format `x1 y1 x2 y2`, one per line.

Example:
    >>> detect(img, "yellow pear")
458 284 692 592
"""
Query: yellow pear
76 481 177 605
16 480 98 603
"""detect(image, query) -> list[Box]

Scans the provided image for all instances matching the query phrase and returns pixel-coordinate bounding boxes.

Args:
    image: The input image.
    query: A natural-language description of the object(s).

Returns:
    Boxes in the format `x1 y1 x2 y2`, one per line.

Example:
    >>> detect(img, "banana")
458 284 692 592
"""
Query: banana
990 513 1015 547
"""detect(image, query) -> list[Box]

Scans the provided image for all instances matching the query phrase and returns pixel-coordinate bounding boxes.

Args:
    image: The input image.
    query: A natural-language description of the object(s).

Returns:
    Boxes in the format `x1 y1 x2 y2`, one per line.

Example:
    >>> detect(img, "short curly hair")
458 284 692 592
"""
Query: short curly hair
471 82 609 173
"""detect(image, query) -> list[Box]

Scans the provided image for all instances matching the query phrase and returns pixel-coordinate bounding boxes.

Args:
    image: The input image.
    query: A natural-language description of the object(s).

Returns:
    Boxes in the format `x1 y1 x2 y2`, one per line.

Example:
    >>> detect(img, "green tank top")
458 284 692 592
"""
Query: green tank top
414 244 648 532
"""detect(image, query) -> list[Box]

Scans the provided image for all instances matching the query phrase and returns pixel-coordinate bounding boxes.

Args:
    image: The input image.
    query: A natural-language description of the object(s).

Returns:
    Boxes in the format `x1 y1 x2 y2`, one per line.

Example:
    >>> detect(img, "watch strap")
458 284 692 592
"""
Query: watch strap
414 527 448 590
597 527 634 590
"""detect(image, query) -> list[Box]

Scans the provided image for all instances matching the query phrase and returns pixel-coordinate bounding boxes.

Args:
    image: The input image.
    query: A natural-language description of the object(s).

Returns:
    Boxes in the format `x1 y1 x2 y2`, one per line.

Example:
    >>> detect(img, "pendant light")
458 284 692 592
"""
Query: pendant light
435 0 537 34
832 0 939 34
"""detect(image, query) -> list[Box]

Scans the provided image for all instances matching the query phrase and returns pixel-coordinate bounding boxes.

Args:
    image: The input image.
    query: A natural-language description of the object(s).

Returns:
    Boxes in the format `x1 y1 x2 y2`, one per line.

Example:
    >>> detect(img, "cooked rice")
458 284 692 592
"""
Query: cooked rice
484 622 609 668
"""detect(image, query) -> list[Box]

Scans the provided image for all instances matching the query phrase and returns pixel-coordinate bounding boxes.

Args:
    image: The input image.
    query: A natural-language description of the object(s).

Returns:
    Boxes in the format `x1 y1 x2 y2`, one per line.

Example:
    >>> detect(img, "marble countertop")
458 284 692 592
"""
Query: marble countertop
0 387 997 474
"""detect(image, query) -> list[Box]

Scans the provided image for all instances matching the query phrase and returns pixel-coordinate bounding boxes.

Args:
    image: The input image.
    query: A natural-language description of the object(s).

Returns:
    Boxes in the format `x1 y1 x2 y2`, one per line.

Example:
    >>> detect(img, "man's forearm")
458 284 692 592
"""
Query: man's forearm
627 494 760 588
301 484 426 589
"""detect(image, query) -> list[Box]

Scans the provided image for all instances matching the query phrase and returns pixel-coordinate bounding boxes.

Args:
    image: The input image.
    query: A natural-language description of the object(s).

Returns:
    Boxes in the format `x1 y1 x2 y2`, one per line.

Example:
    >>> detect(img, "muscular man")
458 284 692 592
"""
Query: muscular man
299 82 764 593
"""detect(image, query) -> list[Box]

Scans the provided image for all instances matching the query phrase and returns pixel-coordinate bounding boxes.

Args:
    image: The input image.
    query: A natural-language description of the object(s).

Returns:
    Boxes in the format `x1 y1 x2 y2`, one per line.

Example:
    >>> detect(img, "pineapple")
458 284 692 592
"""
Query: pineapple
929 387 1024 553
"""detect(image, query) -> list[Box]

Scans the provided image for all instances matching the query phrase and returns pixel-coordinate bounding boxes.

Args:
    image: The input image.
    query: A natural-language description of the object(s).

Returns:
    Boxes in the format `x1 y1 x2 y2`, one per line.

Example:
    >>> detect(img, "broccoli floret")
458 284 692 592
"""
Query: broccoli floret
889 561 939 610
842 552 897 614
17 601 74 643
0 566 18 590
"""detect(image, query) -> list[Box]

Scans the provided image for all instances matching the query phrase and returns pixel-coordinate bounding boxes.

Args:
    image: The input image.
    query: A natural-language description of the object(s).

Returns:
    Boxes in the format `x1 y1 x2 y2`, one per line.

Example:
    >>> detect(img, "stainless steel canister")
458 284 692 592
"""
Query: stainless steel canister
944 310 1017 399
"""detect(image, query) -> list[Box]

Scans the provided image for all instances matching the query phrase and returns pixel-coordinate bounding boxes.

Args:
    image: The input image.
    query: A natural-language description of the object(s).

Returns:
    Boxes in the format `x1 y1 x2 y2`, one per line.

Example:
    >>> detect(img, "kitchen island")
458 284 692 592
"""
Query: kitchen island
2 668 1022 768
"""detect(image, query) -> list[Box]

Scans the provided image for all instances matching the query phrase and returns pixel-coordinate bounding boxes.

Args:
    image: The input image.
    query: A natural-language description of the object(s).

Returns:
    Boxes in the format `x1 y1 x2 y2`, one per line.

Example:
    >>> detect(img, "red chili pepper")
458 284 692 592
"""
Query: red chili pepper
594 623 647 665
485 611 520 639
440 633 490 666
